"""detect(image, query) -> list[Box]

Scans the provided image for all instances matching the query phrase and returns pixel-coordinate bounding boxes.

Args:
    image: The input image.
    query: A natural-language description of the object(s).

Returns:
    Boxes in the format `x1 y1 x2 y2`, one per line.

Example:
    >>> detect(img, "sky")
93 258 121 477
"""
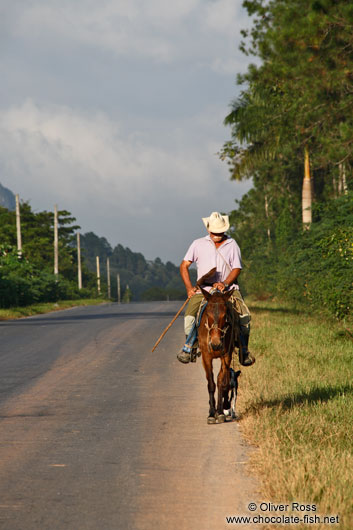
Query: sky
0 0 254 264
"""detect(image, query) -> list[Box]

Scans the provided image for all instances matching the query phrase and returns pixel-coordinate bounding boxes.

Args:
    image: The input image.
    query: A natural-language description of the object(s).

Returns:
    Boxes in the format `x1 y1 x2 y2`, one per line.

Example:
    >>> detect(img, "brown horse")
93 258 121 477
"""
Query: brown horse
199 287 239 424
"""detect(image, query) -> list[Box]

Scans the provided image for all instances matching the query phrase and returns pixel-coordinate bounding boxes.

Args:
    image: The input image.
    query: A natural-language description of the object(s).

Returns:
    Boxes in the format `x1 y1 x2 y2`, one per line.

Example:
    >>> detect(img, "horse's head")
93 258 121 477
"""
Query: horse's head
201 287 233 352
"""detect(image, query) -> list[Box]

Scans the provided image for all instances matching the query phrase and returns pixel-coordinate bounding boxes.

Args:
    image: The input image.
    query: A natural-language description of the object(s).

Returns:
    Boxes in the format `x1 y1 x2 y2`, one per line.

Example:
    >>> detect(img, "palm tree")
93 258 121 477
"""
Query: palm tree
302 147 312 228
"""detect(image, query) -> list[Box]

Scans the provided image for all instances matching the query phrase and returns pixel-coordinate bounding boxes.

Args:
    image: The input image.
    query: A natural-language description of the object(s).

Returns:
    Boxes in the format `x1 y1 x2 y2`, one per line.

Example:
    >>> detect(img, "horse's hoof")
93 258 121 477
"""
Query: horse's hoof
216 414 226 423
207 416 216 424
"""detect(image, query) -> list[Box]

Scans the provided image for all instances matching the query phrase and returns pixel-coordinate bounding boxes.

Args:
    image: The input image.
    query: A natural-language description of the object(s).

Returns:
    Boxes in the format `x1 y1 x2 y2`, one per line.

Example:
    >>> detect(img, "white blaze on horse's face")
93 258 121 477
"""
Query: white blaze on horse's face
205 299 228 352
201 288 233 354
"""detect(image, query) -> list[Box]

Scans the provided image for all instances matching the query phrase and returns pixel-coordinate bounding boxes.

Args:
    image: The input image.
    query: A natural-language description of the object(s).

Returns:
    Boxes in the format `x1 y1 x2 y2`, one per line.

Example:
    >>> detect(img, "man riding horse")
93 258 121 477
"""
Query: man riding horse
177 211 255 367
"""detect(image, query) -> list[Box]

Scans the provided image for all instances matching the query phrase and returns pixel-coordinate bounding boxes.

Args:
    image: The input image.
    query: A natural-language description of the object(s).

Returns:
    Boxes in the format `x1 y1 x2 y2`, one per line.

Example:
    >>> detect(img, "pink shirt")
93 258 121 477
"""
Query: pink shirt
184 235 242 291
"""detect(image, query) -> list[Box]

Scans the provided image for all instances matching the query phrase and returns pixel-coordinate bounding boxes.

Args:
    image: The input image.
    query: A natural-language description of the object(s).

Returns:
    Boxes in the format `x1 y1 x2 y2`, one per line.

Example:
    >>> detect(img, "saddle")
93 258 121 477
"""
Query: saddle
182 289 250 361
183 292 240 355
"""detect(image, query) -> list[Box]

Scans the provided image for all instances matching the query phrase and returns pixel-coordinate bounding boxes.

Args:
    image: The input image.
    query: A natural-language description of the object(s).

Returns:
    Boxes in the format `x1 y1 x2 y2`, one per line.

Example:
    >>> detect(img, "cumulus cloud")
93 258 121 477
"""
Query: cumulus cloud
1 99 211 204
0 99 250 259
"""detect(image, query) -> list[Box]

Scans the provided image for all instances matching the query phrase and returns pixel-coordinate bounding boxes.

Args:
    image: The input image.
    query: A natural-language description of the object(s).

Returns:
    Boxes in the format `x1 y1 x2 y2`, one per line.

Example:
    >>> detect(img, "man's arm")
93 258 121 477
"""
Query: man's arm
180 260 197 298
213 268 241 292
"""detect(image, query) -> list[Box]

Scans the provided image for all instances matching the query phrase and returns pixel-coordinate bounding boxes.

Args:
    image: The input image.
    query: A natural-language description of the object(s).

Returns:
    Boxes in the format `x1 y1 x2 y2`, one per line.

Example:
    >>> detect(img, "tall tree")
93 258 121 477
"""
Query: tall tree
222 0 353 202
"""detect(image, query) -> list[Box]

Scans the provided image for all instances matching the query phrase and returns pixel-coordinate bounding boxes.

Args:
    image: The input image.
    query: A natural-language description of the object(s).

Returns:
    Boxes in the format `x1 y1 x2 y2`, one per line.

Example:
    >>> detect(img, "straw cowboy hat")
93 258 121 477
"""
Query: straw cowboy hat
202 211 230 233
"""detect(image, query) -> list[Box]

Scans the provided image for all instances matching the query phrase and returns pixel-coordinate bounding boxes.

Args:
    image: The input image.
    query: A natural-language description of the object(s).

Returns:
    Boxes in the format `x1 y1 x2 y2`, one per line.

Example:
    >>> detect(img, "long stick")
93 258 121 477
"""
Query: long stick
151 298 189 352
151 267 216 352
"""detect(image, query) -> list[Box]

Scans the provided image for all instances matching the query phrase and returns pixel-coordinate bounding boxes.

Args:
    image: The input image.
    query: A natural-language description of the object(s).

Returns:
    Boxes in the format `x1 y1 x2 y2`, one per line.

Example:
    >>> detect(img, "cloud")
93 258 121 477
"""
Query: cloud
10 0 250 72
2 100 232 200
0 99 251 260
0 1 255 261
0 99 211 202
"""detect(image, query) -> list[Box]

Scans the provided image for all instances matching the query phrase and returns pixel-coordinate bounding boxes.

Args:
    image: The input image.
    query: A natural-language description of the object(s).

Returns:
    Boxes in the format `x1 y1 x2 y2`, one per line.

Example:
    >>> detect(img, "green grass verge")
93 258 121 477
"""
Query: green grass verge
238 298 352 529
0 298 110 320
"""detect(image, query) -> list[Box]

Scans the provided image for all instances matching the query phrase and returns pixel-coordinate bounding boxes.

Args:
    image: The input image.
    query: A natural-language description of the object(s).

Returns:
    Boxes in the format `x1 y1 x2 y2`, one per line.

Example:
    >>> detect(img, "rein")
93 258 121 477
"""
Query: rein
204 301 230 354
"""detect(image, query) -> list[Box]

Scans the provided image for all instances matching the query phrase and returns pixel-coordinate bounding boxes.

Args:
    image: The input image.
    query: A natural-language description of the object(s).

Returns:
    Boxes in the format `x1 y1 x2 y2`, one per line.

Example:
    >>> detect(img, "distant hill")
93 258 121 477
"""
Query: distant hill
0 183 16 210
80 231 194 301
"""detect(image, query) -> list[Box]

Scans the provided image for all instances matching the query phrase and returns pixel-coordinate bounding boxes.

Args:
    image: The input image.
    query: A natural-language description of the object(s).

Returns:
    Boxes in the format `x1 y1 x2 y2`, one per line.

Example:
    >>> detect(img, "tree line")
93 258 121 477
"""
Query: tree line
80 232 190 302
0 201 188 308
222 0 353 320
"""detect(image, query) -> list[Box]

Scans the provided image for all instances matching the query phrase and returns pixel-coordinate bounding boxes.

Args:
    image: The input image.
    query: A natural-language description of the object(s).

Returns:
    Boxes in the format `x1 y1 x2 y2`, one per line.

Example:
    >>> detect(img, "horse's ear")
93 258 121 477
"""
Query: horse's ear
223 288 234 301
201 287 211 300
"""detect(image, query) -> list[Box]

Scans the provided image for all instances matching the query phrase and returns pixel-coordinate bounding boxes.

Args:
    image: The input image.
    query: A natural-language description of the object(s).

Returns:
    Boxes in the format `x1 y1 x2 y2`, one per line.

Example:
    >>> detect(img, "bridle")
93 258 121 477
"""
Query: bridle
204 301 229 353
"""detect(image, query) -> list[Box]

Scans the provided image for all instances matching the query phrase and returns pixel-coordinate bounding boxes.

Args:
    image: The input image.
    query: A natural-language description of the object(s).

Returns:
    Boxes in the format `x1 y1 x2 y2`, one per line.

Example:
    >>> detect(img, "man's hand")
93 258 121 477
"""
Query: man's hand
213 282 226 292
187 286 198 298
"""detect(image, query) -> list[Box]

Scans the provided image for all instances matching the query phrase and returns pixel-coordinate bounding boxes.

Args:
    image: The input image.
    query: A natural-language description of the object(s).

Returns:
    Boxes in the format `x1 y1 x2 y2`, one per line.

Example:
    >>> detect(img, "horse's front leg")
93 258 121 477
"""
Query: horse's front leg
222 346 233 413
216 355 231 423
202 355 216 424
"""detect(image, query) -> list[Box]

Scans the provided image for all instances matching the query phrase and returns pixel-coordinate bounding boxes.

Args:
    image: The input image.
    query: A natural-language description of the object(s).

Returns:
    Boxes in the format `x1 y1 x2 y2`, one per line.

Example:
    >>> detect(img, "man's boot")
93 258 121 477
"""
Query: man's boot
177 345 199 364
177 349 191 363
177 327 198 364
238 332 255 366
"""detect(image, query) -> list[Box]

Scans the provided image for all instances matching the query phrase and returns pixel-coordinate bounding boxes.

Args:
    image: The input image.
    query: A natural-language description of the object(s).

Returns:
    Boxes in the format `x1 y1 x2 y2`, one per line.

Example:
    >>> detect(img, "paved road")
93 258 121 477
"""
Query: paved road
0 302 258 530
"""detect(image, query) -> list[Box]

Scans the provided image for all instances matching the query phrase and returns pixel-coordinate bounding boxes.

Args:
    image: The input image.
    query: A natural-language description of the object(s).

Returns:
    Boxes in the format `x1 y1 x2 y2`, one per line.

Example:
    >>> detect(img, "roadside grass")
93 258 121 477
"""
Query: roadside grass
238 298 352 529
0 298 110 320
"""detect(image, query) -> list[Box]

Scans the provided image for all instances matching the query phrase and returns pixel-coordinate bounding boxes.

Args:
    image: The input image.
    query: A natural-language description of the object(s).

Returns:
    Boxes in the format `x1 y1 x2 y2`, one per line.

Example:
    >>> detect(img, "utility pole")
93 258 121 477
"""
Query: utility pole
107 257 111 299
96 256 101 295
117 273 121 304
124 284 131 303
15 194 22 258
54 204 59 275
77 232 82 289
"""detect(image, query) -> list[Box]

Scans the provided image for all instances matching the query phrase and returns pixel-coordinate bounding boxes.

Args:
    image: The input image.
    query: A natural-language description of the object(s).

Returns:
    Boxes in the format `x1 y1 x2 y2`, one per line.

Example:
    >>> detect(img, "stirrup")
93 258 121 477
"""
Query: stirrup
190 347 200 363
